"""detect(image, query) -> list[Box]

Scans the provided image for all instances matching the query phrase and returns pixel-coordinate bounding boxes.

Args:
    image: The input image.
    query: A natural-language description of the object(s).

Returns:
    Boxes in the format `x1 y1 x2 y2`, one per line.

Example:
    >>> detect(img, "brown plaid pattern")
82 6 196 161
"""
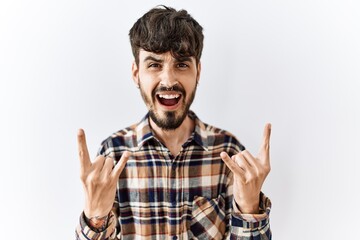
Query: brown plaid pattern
76 111 271 240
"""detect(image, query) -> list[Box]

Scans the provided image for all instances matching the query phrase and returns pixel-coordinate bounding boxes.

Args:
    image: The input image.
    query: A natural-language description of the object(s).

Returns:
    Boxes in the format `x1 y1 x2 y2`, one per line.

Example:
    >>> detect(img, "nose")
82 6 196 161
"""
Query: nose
159 67 178 89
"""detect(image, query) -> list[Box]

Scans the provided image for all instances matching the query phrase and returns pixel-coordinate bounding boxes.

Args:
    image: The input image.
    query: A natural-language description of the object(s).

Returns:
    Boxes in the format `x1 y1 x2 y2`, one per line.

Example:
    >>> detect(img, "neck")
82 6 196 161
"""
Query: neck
149 115 195 154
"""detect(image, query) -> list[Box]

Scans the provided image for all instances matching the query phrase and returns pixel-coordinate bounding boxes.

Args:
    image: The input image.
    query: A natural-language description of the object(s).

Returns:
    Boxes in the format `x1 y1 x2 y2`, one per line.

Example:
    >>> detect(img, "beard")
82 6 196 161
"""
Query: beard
139 80 197 131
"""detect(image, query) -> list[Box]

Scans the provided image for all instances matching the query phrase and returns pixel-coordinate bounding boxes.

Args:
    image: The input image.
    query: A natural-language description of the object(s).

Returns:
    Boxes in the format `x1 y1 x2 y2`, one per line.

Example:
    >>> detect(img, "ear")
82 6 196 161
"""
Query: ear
196 62 202 84
132 61 139 87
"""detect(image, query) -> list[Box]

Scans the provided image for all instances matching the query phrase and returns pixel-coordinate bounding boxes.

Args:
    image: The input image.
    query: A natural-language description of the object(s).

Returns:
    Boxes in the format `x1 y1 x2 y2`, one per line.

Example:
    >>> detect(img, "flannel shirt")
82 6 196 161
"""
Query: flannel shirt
76 111 271 240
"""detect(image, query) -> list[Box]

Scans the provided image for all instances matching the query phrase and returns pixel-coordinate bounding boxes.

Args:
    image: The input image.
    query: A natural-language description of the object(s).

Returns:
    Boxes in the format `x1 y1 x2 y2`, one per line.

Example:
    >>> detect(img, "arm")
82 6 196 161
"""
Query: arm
75 129 129 240
221 124 272 239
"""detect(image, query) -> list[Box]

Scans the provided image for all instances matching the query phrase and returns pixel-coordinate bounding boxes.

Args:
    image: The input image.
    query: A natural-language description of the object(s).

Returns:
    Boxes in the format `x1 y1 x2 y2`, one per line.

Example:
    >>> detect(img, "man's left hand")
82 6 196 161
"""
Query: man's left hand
220 123 271 214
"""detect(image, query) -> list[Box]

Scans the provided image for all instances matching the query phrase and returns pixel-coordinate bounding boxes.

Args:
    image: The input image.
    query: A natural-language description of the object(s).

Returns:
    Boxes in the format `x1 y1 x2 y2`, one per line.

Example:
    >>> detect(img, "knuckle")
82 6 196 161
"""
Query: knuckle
258 166 270 178
106 157 115 165
263 164 271 173
86 176 104 187
78 150 84 157
87 172 99 183
109 177 117 186
99 178 108 185
244 177 253 185
79 173 87 182
247 172 257 181
258 171 266 179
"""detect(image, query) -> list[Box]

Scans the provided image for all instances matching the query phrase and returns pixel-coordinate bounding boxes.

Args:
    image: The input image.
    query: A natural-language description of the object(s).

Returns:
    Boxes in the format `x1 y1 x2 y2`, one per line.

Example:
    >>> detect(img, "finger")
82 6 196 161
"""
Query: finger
220 152 246 183
259 123 271 155
233 153 251 171
92 154 106 171
242 150 267 176
101 157 114 176
241 150 258 165
112 151 131 179
262 123 271 148
77 129 91 173
240 150 257 168
258 123 271 165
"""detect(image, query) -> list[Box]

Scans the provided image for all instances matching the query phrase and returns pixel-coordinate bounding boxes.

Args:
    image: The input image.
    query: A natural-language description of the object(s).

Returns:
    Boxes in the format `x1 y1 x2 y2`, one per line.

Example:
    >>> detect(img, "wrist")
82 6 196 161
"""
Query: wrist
234 196 260 214
83 211 111 232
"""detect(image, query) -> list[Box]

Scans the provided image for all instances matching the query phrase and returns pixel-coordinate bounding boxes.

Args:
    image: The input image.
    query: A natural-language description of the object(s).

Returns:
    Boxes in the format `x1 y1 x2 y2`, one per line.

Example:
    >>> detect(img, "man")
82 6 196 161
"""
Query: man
76 6 272 240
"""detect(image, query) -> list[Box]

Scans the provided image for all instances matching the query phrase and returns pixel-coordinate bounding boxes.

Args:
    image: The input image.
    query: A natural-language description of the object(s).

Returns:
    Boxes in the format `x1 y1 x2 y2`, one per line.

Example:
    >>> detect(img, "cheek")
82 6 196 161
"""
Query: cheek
183 82 197 94
139 72 159 86
139 79 157 93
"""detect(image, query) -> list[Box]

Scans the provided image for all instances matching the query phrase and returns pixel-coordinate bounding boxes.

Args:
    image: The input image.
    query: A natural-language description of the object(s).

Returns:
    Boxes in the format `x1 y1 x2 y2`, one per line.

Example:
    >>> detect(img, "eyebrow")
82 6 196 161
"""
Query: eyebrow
143 55 194 63
143 56 163 63
175 56 193 63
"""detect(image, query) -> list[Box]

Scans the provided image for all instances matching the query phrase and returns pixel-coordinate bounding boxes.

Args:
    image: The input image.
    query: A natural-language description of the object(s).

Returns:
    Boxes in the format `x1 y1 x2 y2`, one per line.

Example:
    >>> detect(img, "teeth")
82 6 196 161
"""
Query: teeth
158 94 180 99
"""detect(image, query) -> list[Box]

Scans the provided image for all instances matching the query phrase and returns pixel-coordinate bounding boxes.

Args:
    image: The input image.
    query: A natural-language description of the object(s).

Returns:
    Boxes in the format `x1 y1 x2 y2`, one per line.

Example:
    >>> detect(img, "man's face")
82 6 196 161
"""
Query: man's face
132 50 201 130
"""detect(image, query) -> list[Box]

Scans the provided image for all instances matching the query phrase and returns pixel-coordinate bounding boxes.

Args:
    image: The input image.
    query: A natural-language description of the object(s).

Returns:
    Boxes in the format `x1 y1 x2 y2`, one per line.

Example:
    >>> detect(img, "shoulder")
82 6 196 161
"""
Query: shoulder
191 111 245 154
97 123 139 156
204 122 245 152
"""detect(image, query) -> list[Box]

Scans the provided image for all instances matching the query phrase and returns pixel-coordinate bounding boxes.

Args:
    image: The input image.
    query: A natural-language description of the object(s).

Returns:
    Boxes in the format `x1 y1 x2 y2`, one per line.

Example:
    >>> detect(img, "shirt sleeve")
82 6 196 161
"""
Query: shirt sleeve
75 211 117 240
230 192 272 240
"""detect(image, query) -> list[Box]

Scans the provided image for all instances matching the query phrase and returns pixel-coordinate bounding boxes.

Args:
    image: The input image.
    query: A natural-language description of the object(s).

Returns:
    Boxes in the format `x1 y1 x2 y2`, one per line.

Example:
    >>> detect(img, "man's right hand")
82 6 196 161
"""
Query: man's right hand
77 129 130 220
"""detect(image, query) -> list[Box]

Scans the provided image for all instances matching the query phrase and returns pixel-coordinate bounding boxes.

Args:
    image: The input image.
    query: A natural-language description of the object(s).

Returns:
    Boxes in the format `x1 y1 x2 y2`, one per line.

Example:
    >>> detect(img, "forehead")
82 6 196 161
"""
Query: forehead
139 49 195 62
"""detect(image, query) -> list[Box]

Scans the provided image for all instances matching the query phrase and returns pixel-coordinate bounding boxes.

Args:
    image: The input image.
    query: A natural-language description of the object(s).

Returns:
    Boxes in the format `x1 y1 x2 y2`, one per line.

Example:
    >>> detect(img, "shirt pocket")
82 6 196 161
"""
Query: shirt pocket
190 195 227 239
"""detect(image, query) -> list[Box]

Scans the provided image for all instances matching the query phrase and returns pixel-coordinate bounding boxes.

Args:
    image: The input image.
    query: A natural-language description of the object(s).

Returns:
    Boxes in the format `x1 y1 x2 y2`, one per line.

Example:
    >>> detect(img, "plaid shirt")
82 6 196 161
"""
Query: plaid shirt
76 111 271 240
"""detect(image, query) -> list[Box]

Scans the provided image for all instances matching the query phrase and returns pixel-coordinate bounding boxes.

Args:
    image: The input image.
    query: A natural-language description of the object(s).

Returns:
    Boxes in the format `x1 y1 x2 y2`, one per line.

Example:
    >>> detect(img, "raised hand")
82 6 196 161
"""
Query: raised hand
220 123 271 214
77 129 130 219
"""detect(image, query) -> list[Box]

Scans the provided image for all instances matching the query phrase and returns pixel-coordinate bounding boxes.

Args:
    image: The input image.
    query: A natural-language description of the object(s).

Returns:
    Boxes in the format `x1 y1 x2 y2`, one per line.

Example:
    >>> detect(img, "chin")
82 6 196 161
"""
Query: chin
150 108 188 130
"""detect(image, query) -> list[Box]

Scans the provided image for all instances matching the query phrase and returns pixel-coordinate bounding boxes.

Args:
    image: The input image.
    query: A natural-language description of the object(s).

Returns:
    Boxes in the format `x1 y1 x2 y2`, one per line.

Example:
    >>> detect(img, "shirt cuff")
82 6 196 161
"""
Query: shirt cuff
231 192 271 229
76 211 117 240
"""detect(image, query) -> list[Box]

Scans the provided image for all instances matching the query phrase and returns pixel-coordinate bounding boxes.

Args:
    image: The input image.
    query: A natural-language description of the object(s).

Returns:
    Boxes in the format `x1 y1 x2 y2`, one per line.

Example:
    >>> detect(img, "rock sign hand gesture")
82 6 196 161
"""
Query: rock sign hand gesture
77 129 130 220
220 123 271 214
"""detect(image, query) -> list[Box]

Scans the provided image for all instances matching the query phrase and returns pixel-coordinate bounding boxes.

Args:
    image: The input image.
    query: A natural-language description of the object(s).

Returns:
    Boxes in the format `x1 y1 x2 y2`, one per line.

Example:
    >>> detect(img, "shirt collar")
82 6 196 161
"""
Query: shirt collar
135 110 209 151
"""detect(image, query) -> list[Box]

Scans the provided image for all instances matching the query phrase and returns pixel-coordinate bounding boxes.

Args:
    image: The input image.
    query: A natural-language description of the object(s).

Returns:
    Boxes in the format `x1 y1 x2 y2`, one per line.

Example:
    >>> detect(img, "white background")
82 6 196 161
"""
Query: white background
1 0 359 239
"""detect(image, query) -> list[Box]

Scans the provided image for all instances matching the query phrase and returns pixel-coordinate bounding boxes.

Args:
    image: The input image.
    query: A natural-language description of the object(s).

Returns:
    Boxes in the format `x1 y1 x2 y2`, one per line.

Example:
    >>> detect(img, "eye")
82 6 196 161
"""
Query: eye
148 63 161 68
177 63 189 69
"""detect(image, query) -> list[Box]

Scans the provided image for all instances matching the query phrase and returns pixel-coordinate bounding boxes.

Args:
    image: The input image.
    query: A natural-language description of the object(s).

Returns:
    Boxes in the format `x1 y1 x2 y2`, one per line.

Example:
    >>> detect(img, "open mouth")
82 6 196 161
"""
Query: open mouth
156 93 181 107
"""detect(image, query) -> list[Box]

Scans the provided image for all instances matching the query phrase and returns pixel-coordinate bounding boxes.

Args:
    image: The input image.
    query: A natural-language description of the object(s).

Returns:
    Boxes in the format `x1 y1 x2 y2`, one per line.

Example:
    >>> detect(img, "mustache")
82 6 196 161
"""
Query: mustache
152 85 186 96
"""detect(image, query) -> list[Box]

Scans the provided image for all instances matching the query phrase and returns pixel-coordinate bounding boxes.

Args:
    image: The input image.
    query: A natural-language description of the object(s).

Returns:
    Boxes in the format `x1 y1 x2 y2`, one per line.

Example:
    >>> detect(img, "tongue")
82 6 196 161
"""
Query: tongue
159 98 178 106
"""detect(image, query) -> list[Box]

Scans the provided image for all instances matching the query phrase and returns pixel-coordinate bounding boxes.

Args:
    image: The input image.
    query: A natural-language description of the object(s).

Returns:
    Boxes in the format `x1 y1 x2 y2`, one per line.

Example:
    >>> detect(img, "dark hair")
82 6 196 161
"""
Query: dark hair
129 6 204 65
